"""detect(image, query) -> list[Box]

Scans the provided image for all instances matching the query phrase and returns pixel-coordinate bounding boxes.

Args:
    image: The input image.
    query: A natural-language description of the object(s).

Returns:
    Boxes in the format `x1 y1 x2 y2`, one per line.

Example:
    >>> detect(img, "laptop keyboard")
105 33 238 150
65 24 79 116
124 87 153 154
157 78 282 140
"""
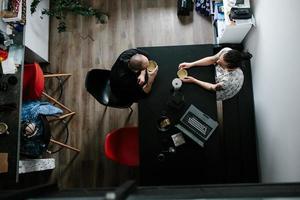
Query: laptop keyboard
181 112 212 139
175 104 218 147
187 115 207 135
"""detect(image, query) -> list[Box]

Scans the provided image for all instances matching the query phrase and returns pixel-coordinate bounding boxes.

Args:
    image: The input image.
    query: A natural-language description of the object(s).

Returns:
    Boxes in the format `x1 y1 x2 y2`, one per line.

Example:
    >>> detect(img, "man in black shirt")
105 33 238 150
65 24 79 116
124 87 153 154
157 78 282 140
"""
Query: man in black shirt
110 49 158 104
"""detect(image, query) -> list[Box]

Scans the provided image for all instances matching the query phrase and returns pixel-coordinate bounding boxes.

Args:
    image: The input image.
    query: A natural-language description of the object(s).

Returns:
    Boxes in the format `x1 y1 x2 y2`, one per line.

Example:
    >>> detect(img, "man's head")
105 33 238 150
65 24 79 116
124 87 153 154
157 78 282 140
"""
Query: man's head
128 54 149 72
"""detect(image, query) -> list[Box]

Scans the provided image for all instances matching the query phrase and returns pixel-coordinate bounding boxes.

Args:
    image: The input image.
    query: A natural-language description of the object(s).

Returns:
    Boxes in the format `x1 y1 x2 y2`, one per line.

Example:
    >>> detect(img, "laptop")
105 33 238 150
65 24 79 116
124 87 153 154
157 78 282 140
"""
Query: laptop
175 105 218 147
235 0 245 5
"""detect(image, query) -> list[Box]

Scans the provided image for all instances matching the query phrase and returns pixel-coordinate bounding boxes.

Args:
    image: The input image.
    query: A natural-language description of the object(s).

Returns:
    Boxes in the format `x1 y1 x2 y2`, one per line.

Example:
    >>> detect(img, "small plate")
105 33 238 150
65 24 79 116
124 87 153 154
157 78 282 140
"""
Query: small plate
0 122 8 135
177 69 188 79
157 116 171 132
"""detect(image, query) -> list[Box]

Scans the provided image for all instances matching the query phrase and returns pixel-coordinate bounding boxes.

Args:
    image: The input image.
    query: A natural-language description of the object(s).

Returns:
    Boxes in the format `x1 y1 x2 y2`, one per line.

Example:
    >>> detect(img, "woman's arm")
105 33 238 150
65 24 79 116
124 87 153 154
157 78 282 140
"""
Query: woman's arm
178 47 232 69
188 56 217 67
182 76 222 91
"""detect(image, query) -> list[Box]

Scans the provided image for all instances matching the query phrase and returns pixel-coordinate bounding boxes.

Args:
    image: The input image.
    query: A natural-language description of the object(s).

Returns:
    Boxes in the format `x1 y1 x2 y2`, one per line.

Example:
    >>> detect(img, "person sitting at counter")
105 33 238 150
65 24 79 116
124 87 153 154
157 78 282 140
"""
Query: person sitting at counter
178 47 252 101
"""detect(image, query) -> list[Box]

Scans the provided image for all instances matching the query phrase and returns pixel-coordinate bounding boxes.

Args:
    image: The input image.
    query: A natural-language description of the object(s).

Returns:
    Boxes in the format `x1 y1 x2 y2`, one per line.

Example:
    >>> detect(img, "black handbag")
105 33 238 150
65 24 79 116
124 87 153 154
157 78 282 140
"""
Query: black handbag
177 0 193 16
229 8 252 19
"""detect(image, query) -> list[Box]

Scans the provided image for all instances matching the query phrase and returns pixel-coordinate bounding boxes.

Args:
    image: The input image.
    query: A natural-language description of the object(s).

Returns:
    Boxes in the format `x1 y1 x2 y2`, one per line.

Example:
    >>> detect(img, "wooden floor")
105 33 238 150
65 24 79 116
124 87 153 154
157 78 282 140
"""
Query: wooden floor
47 0 213 188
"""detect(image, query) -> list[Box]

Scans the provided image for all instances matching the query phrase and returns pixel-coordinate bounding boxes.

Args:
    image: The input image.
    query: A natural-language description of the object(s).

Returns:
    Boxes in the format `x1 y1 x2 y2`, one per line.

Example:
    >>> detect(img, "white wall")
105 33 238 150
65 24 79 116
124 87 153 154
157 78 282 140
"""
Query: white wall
25 0 49 62
244 0 300 183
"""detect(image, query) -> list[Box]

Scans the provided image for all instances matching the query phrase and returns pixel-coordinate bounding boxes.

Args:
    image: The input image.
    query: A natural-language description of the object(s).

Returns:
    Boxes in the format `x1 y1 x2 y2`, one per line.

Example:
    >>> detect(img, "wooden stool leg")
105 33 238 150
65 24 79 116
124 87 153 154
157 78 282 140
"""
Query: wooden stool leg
48 112 76 122
42 92 74 113
50 139 80 153
44 73 72 78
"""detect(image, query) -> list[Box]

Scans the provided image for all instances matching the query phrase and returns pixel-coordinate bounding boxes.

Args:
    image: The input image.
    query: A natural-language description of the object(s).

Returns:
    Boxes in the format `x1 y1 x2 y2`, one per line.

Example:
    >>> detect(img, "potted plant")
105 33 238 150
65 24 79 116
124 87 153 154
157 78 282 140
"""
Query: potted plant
30 0 108 32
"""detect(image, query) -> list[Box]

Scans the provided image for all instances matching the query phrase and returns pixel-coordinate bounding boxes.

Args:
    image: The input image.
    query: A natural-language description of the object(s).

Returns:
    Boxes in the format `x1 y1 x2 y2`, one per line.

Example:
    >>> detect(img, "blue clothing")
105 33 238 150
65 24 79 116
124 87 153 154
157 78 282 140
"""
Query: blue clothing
20 100 63 157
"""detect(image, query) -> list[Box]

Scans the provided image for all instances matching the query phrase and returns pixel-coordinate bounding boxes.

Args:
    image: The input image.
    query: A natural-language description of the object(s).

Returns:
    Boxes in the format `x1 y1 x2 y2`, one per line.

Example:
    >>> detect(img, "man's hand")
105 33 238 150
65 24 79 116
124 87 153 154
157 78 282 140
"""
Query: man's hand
137 70 146 86
143 65 158 94
178 62 192 69
147 65 158 84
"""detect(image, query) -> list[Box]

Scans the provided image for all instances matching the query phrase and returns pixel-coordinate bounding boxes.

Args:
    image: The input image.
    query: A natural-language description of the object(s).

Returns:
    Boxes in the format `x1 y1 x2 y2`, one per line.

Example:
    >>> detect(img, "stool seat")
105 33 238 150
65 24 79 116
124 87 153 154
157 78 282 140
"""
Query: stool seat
23 63 44 100
104 127 139 167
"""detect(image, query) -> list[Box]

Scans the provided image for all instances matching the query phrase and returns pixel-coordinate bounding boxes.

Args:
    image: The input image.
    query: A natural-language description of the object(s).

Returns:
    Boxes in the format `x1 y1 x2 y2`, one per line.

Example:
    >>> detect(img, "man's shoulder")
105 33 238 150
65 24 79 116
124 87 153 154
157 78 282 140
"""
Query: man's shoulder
120 48 149 58
120 48 139 56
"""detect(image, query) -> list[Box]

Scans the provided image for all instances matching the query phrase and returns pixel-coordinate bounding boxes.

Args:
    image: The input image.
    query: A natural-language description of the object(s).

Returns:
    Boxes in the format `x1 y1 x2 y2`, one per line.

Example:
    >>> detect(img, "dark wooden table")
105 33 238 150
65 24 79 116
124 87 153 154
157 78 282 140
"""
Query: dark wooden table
138 44 225 186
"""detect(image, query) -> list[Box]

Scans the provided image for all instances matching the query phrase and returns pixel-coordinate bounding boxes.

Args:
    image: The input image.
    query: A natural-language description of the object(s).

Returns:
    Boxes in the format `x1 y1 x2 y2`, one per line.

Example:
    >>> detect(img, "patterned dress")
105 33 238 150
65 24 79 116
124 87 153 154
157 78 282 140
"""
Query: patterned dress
215 48 244 101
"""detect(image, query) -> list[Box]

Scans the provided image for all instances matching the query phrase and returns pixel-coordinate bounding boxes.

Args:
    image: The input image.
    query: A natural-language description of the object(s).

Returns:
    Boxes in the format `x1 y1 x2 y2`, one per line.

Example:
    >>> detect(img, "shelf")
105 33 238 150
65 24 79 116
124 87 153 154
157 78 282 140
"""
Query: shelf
211 0 254 44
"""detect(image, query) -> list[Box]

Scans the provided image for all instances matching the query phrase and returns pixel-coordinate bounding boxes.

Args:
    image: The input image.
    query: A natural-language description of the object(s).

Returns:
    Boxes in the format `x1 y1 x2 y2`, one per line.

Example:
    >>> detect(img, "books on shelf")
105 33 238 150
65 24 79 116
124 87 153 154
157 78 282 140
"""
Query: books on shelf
213 2 224 21
2 0 24 23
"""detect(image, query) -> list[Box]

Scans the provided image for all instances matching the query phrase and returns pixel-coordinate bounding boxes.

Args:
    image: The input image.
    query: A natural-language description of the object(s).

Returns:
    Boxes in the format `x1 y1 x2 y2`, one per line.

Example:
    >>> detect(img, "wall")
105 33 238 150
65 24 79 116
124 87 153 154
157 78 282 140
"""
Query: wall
244 0 300 182
25 0 49 62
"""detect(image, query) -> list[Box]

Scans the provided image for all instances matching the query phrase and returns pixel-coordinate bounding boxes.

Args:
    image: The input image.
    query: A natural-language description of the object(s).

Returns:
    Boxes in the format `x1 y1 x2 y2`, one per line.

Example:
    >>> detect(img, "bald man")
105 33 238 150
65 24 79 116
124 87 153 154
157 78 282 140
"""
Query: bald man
110 49 158 104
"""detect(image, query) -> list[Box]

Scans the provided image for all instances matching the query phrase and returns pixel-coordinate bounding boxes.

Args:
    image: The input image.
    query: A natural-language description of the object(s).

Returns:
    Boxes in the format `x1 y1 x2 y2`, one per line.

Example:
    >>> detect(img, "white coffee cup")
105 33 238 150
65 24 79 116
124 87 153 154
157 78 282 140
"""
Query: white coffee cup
172 78 182 91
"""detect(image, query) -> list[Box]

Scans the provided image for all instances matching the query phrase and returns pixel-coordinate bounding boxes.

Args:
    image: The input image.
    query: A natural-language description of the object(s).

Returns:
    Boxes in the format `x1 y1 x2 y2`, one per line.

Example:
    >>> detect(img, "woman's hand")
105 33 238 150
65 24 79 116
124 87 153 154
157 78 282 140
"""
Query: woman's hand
182 76 223 92
211 82 223 91
178 62 192 69
181 76 197 83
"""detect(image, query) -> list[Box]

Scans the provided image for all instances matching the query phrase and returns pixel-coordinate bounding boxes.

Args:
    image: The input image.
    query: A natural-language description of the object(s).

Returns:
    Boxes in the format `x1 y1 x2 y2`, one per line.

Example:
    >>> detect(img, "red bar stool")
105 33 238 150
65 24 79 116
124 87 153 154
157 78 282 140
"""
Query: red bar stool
104 127 139 167
22 62 79 153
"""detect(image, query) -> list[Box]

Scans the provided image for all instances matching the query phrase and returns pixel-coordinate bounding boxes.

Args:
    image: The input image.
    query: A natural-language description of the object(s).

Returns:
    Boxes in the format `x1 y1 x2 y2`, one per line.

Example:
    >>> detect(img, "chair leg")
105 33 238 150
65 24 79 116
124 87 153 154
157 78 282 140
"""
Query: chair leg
50 139 80 153
48 112 76 122
42 92 73 113
44 73 72 78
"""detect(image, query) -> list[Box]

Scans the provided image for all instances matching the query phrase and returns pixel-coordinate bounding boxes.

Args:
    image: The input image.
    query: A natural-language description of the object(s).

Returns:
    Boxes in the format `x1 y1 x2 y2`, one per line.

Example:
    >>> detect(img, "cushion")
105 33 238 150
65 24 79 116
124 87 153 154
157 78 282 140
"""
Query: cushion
23 63 44 100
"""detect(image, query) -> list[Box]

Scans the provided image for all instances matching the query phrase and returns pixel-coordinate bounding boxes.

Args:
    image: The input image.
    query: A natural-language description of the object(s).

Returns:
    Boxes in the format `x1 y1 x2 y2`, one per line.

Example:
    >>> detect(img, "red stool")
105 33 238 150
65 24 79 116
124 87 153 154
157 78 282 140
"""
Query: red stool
104 127 139 167
22 63 79 153
23 63 45 100
23 63 76 122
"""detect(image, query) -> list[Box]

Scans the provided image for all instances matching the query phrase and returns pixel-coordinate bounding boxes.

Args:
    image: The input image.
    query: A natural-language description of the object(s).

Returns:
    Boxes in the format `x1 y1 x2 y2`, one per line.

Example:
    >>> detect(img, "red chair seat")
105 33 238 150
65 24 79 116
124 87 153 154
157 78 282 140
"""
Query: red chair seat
23 63 44 100
104 127 139 167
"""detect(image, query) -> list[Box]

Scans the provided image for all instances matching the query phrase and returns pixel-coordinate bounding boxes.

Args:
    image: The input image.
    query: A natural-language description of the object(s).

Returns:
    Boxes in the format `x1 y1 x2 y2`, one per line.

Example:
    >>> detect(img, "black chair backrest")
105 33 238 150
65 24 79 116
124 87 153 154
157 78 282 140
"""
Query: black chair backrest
85 69 111 105
85 69 133 108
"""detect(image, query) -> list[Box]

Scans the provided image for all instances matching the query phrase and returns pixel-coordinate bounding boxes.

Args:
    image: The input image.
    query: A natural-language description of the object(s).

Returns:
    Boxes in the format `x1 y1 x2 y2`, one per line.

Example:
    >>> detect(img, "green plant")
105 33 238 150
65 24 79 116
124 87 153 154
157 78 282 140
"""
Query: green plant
31 0 108 32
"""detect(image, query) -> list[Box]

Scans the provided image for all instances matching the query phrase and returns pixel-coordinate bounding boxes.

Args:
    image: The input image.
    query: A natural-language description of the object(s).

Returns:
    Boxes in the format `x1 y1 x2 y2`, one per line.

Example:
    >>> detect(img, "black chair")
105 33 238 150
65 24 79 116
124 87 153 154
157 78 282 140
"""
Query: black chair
20 115 80 158
85 69 133 111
